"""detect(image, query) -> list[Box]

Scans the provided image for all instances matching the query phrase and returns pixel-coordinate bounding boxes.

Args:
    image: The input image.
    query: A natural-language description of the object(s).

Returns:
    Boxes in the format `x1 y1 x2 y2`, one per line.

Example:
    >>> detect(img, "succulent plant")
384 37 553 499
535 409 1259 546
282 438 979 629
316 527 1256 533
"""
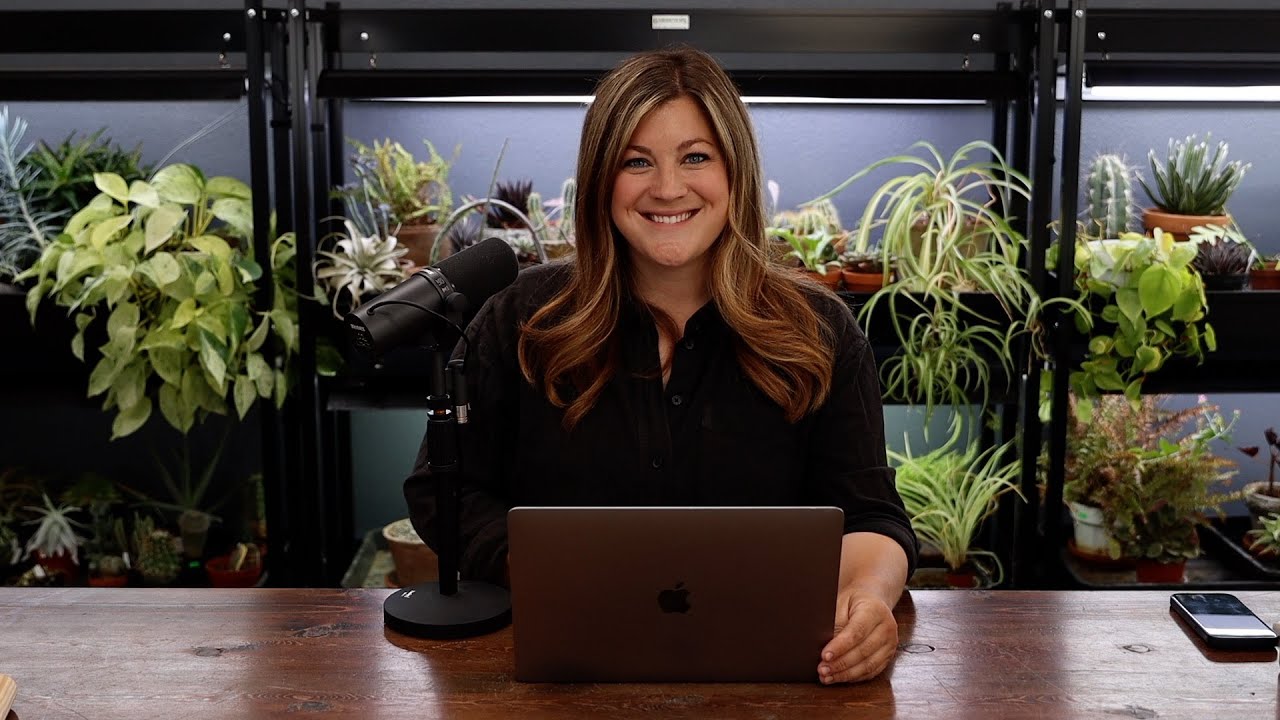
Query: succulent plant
1191 237 1253 277
0 107 63 281
132 515 180 585
487 178 534 229
1140 134 1250 216
22 493 86 566
314 218 410 319
1085 153 1137 238
1245 512 1280 559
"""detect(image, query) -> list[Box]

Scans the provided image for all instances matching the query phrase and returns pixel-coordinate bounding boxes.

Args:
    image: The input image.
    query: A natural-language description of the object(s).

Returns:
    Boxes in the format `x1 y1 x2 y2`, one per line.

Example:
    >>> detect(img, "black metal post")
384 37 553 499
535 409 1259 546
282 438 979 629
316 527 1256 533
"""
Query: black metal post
1044 0 1089 587
287 0 326 586
270 14 294 235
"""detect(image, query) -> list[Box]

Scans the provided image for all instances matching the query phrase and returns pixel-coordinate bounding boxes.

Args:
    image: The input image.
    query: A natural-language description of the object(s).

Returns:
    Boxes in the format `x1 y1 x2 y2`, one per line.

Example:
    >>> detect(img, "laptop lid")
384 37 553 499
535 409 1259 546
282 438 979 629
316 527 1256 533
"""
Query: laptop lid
508 506 844 682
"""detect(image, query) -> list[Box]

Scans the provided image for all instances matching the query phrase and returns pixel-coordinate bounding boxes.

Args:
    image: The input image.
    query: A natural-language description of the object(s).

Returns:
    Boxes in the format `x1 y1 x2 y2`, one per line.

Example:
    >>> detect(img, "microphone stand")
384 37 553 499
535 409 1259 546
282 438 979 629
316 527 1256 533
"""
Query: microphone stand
382 333 512 639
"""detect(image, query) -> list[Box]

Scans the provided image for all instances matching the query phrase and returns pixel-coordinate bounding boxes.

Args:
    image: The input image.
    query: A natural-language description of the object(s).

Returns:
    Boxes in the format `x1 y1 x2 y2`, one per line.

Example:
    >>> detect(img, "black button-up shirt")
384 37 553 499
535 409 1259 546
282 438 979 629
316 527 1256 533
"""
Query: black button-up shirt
405 263 919 583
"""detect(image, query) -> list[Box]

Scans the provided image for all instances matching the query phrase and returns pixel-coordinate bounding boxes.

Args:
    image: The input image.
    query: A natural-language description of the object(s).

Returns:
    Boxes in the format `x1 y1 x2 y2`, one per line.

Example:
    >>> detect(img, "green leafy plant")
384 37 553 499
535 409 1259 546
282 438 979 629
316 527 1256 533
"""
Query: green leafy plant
0 107 63 282
889 422 1022 585
16 164 297 438
1068 230 1213 417
807 140 1062 419
1097 396 1238 563
23 128 151 222
335 138 456 231
1140 134 1249 216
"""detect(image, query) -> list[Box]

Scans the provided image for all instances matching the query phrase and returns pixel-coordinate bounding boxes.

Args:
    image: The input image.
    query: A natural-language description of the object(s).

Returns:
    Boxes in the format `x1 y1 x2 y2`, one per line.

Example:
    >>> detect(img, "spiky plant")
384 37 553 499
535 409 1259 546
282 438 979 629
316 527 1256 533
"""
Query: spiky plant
132 515 180 585
1140 134 1250 216
1189 224 1253 278
22 493 87 565
487 178 533 229
22 128 150 221
314 219 410 319
0 107 63 282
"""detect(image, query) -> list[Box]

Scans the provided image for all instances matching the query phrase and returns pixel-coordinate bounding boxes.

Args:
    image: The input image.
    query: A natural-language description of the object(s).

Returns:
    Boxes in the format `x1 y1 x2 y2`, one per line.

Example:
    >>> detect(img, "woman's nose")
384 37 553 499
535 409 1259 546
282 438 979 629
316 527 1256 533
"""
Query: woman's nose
650 165 687 200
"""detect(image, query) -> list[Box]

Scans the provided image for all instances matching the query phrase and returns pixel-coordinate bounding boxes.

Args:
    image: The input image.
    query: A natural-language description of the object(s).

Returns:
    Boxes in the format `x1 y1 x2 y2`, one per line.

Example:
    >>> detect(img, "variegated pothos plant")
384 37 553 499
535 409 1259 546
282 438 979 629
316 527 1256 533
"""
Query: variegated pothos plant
17 164 297 439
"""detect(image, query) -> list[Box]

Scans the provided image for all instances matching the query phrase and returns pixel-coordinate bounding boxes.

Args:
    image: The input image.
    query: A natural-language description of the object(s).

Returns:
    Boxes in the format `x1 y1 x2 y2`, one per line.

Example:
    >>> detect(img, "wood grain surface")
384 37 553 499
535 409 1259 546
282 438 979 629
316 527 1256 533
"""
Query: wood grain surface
2 588 1278 719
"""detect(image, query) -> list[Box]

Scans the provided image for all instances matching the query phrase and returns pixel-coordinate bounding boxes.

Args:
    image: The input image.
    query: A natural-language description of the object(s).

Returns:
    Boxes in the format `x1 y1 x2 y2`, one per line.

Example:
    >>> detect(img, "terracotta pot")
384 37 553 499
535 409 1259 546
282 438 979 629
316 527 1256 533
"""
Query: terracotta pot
1135 558 1186 584
383 518 439 587
88 573 129 588
840 269 886 293
944 568 977 589
396 223 446 266
1142 208 1230 241
206 555 262 588
34 549 79 581
1250 263 1280 290
1242 481 1280 529
801 268 842 291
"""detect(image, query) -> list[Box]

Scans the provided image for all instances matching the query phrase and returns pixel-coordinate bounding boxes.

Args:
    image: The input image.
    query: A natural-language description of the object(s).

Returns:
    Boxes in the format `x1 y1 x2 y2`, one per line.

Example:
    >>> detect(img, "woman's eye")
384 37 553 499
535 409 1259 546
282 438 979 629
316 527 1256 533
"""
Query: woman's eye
623 157 650 169
685 152 711 165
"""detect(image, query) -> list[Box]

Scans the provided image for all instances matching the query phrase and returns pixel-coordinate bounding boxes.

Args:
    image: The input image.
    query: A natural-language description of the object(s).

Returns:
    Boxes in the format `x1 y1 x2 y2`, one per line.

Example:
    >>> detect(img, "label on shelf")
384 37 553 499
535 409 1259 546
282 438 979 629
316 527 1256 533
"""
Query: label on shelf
652 14 691 31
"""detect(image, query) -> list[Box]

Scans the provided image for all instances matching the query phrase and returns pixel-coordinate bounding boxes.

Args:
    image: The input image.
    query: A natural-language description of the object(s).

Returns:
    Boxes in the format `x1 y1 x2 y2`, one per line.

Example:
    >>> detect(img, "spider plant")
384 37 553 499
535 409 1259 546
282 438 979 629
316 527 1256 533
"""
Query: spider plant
807 140 1061 420
889 422 1022 585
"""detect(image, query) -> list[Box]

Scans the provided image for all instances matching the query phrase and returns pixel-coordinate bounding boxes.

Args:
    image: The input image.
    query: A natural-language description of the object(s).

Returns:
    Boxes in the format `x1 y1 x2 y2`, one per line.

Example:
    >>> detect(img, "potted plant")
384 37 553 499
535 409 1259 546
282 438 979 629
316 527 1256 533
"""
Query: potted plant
335 138 456 267
131 513 180 586
1097 396 1238 583
87 517 130 587
1251 253 1280 290
22 493 87 581
17 164 298 439
1242 513 1280 562
1238 427 1280 528
1067 229 1213 418
769 227 842 290
839 247 893 293
889 422 1022 588
206 541 262 587
1188 224 1252 291
382 517 438 587
0 107 62 285
807 140 1058 421
1062 395 1127 560
1139 134 1249 240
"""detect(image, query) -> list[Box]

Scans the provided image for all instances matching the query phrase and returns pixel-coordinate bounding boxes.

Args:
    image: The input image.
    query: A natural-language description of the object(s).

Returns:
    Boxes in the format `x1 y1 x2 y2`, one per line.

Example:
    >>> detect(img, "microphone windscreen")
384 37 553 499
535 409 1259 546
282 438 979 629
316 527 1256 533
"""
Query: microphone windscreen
435 236 519 305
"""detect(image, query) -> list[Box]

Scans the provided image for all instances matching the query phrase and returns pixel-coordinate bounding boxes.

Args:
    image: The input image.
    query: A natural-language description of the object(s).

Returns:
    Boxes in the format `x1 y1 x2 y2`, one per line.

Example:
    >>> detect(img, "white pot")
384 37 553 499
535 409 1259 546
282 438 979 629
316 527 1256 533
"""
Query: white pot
1068 501 1112 555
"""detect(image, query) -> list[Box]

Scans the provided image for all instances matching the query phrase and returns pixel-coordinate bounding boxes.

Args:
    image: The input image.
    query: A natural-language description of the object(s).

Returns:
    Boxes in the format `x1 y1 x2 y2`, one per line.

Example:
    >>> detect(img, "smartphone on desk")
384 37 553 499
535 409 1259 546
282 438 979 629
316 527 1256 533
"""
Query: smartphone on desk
1170 593 1278 650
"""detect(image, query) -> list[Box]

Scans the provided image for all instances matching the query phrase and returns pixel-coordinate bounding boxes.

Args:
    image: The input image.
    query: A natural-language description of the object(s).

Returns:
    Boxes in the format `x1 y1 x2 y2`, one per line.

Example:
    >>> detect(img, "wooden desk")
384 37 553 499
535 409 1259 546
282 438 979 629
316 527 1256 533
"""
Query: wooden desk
2 588 1277 719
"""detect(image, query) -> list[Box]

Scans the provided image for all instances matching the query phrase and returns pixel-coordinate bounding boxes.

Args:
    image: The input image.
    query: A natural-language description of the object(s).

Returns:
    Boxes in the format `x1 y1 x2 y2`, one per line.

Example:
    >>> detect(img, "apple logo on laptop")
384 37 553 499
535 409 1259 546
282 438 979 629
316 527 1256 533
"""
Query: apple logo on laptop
657 582 691 614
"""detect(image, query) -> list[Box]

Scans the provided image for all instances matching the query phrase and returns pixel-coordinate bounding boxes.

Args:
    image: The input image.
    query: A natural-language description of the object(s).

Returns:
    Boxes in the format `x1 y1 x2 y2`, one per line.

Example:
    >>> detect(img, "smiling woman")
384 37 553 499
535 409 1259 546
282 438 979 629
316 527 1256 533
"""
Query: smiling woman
404 46 919 685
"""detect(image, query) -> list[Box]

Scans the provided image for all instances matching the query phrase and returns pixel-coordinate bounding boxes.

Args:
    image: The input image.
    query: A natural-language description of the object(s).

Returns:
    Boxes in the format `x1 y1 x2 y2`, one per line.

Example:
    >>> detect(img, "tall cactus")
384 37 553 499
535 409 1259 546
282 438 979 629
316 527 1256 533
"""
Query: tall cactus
794 198 843 236
526 190 550 247
1085 153 1136 238
558 177 577 243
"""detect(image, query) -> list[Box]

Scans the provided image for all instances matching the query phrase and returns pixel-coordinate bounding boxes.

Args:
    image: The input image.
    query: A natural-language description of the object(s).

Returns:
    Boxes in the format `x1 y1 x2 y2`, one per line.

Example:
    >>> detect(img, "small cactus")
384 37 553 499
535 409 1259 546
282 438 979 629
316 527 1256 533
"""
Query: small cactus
1085 153 1136 239
132 515 180 585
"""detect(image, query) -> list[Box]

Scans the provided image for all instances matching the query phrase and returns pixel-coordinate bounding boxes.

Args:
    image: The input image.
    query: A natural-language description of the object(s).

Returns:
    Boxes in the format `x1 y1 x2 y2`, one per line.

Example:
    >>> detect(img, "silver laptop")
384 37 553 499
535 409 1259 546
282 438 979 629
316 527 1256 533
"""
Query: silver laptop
508 506 844 682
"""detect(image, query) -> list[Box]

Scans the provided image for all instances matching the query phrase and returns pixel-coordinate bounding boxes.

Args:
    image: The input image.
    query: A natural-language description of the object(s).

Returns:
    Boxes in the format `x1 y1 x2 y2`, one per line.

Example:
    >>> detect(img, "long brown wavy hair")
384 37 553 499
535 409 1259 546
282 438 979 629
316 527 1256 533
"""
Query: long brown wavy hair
518 47 837 431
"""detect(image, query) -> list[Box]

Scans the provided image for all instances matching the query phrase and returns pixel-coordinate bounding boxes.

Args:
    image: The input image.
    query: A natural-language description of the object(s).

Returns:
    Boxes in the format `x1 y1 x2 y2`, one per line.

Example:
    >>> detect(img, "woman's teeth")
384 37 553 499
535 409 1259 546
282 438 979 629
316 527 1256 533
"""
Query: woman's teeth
647 211 694 224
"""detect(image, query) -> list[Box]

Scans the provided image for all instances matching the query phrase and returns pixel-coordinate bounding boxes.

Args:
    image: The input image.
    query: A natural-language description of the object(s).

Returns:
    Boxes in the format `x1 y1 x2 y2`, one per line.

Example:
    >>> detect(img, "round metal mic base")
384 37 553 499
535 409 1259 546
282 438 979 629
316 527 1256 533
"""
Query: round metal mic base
384 580 512 639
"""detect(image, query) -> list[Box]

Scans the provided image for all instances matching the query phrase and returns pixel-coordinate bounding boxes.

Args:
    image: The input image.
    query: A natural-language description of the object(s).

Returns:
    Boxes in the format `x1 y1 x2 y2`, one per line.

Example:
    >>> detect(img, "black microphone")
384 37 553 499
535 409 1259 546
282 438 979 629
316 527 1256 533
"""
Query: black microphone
345 236 519 356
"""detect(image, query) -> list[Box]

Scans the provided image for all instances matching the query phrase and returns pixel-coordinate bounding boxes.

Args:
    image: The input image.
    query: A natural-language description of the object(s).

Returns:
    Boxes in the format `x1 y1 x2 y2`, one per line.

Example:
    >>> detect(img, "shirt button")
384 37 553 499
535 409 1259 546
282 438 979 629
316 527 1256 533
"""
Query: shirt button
671 394 683 406
651 456 664 469
683 339 695 350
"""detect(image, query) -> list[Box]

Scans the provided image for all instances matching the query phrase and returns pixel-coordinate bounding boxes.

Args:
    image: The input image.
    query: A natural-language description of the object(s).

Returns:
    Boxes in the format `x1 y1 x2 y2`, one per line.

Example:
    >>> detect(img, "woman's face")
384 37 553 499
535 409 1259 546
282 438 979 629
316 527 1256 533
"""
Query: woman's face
610 95 730 281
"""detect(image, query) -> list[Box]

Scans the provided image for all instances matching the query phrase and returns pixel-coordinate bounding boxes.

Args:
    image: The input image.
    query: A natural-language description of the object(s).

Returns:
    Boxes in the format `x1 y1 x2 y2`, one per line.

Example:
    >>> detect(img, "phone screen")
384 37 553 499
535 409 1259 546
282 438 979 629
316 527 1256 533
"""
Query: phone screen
1174 593 1275 636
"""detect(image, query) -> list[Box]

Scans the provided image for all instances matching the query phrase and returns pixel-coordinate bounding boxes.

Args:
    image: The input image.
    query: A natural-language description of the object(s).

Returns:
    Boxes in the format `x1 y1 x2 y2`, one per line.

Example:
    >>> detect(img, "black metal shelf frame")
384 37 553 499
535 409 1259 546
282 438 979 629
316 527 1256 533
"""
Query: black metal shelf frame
285 2 1057 588
1039 2 1280 589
